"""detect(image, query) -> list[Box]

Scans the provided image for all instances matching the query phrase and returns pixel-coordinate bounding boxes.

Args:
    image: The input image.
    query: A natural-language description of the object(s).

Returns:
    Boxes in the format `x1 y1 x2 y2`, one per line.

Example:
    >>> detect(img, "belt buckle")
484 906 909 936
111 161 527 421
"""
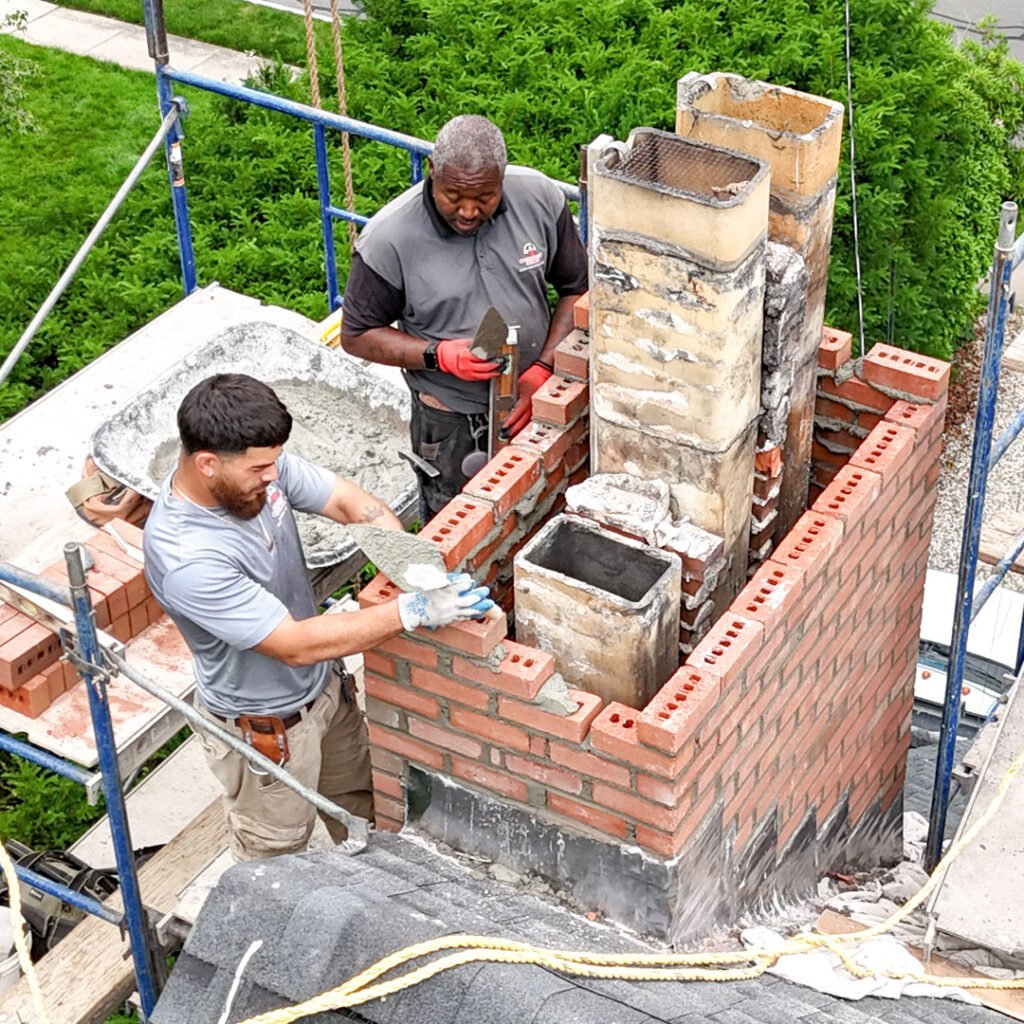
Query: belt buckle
238 714 290 773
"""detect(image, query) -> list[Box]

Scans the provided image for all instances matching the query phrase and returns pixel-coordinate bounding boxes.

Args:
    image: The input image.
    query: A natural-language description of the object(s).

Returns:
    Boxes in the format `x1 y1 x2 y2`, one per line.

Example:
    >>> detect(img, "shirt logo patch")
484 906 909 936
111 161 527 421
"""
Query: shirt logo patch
517 240 545 271
267 483 288 522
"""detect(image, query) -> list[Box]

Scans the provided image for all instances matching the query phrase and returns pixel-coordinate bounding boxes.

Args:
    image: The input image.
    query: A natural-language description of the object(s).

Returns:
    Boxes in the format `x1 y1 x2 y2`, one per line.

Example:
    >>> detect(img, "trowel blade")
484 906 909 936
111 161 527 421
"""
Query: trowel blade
470 306 509 361
345 523 448 592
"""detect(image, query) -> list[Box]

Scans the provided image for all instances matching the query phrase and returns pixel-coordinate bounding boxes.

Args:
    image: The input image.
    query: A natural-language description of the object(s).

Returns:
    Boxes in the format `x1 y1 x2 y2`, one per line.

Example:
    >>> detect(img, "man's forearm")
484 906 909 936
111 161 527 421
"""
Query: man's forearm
538 294 582 366
341 326 430 369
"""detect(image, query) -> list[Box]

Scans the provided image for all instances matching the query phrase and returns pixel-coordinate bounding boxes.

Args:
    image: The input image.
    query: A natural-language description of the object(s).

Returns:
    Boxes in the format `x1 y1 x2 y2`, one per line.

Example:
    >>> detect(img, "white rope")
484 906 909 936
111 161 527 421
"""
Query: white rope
0 840 51 1024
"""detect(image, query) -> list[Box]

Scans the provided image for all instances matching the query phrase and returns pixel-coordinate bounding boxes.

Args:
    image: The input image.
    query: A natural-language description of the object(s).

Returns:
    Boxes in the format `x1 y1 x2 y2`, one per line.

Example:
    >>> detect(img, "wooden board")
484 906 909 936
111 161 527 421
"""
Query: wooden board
979 511 1024 576
817 908 1024 1021
0 799 227 1024
1002 331 1024 375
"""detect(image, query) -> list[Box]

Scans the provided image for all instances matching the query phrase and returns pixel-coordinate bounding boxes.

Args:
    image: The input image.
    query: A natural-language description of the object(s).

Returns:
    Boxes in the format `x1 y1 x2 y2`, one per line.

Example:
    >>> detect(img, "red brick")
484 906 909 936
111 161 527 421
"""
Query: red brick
504 753 583 795
850 421 915 483
818 375 894 414
547 741 632 788
108 520 145 549
530 735 547 757
373 793 405 830
364 651 397 680
633 824 684 859
425 609 509 658
769 512 844 579
732 563 803 633
811 439 852 472
510 418 586 473
0 608 31 647
370 747 405 775
637 668 720 755
572 292 589 331
452 643 554 699
532 376 588 427
449 707 531 752
819 326 853 371
754 447 782 475
547 791 628 839
366 674 442 720
553 329 589 380
0 622 61 690
498 690 603 744
128 601 149 638
42 564 120 625
41 660 66 704
813 396 858 426
367 722 445 769
817 426 863 455
375 635 439 668
408 717 483 758
144 595 163 626
592 781 686 830
0 674 51 718
421 497 496 570
357 574 402 608
863 343 950 401
811 463 883 529
884 398 945 435
589 703 689 779
450 755 529 802
372 769 404 800
685 615 764 687
409 665 491 710
464 449 542 519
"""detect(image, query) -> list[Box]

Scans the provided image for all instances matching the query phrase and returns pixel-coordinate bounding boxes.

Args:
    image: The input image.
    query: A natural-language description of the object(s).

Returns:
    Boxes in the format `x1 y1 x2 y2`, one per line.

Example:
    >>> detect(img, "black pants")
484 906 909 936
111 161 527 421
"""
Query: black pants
409 392 489 521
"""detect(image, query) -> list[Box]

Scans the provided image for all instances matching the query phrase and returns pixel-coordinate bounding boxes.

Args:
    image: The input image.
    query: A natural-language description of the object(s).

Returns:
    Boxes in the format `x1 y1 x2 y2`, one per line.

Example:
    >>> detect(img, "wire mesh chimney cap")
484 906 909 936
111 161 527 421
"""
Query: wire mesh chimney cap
594 127 768 207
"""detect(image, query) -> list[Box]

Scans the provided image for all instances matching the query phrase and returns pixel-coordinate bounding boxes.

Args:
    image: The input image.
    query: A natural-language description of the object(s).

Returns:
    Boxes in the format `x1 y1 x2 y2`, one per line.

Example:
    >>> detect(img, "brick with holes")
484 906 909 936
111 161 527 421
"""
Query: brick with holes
862 343 950 401
464 449 543 519
421 497 496 570
532 376 588 427
637 666 721 755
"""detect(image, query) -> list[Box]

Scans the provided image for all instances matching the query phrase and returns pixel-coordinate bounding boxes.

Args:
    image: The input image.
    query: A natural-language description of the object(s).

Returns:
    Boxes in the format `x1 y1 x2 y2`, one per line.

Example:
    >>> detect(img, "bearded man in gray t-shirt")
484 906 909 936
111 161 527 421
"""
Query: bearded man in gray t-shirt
144 373 492 861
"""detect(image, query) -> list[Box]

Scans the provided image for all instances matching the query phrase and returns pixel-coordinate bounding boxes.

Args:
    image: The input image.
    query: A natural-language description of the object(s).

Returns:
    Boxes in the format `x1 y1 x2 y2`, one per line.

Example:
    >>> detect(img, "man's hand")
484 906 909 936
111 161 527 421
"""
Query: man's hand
436 338 501 382
502 362 552 437
396 573 495 630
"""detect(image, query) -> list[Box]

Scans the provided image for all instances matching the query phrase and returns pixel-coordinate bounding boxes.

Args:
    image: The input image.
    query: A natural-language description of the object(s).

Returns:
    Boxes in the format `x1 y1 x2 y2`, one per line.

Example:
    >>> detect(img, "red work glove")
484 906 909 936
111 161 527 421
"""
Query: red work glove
436 338 501 382
502 362 552 438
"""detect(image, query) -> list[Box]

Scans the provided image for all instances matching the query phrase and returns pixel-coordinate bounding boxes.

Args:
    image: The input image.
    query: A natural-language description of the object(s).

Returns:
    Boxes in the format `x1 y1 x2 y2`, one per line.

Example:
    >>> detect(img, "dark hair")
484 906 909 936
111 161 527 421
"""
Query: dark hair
177 373 292 455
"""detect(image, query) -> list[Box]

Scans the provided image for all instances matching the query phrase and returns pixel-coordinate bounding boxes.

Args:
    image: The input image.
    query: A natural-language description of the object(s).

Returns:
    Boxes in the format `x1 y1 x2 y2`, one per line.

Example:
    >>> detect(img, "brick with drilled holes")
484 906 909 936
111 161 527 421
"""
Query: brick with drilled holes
819 326 853 371
464 449 542 519
862 343 950 400
532 376 588 427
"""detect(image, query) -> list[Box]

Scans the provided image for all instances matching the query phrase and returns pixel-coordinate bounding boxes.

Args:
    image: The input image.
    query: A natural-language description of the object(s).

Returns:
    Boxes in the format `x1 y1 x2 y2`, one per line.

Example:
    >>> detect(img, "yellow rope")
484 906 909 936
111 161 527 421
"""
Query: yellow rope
328 0 358 250
0 838 51 1024
236 751 1024 1024
301 0 358 252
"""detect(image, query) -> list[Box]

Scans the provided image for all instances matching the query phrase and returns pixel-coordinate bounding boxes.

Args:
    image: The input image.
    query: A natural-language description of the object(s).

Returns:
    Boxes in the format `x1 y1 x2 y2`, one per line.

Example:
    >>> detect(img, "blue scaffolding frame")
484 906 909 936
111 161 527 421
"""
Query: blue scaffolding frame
925 201 1024 871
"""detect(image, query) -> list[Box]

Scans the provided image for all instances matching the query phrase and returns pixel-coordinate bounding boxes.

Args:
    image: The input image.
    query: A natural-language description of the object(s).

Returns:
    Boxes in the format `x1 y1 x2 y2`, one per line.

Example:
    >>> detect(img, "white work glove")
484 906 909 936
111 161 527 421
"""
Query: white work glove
397 572 495 630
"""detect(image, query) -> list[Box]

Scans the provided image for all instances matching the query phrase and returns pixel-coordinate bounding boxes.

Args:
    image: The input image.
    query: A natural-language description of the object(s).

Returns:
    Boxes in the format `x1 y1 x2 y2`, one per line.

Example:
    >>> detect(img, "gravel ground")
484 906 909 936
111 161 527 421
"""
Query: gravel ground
928 311 1024 593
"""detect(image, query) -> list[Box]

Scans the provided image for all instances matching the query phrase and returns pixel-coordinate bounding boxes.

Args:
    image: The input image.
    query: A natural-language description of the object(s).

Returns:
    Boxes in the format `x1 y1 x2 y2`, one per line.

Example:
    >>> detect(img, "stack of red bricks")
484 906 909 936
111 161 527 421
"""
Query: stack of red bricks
361 331 950 866
419 299 591 612
811 330 948 499
0 522 160 719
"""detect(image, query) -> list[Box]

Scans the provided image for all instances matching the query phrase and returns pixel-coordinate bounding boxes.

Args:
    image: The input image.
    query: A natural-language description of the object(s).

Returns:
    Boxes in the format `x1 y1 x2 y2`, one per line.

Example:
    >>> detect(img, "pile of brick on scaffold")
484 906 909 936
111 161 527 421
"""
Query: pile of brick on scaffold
0 523 159 718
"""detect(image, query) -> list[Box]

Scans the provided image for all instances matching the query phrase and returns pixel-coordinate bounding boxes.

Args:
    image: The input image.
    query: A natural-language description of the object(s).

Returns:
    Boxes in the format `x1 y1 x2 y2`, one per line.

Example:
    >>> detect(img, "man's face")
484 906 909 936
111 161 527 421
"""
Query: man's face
207 446 282 519
430 162 503 236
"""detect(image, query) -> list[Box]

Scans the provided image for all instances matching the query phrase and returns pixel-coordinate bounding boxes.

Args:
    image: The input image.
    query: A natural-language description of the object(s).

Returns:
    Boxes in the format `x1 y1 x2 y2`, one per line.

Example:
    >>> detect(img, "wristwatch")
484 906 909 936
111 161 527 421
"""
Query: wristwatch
422 340 440 371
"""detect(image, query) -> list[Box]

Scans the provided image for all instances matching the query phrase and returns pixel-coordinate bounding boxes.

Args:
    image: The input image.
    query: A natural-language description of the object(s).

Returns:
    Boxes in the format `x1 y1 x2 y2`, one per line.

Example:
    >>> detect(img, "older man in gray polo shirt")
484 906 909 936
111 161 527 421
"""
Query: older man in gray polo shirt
144 373 493 861
341 114 588 519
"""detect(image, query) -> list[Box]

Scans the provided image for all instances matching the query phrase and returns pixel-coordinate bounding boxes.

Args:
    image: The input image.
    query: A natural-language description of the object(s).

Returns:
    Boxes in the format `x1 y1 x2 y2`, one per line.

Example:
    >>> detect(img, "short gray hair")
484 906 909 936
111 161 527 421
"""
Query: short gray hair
432 115 507 177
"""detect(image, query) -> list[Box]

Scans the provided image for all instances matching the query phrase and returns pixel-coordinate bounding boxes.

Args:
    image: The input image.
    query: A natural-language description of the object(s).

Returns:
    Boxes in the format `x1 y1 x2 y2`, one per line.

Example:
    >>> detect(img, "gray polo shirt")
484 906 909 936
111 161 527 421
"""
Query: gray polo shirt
143 452 335 718
342 166 588 414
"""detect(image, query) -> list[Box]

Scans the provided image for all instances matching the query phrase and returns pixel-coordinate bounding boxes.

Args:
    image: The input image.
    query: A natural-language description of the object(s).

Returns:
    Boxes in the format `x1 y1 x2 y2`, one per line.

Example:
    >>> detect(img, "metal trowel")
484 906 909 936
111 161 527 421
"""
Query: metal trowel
345 523 449 592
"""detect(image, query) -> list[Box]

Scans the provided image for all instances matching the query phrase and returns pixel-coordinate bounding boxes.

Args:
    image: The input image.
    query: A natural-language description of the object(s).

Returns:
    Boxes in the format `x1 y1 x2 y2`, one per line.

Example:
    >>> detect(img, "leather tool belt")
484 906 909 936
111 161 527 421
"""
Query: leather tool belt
237 715 291 767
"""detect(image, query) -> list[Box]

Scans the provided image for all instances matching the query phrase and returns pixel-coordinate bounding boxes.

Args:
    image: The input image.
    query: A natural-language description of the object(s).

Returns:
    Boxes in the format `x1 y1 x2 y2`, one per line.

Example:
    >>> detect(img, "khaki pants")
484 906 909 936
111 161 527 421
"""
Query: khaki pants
196 673 373 862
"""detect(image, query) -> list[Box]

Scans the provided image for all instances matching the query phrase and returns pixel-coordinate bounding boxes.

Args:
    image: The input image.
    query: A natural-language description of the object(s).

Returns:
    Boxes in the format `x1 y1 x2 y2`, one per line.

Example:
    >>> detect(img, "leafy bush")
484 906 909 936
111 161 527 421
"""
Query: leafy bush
0 757 105 849
3 0 1023 425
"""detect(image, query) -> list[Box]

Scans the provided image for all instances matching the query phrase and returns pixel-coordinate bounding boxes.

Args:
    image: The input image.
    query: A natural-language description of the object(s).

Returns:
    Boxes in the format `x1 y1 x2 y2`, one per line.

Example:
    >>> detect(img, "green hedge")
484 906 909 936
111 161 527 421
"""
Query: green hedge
2 0 1023 424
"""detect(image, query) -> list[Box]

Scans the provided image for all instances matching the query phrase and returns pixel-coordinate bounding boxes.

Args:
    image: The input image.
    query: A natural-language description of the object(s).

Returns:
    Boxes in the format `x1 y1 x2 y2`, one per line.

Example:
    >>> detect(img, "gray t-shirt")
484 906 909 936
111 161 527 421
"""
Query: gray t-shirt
143 451 335 718
348 166 587 414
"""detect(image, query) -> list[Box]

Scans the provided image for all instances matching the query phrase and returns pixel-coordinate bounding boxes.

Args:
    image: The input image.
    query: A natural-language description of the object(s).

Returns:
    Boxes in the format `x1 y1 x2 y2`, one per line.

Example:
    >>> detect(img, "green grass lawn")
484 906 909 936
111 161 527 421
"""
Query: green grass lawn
0 37 373 421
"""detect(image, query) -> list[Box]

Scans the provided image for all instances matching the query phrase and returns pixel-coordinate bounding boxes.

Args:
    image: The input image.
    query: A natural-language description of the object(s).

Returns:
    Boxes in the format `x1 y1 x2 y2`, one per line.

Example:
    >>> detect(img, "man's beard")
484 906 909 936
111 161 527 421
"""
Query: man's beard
209 477 266 520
